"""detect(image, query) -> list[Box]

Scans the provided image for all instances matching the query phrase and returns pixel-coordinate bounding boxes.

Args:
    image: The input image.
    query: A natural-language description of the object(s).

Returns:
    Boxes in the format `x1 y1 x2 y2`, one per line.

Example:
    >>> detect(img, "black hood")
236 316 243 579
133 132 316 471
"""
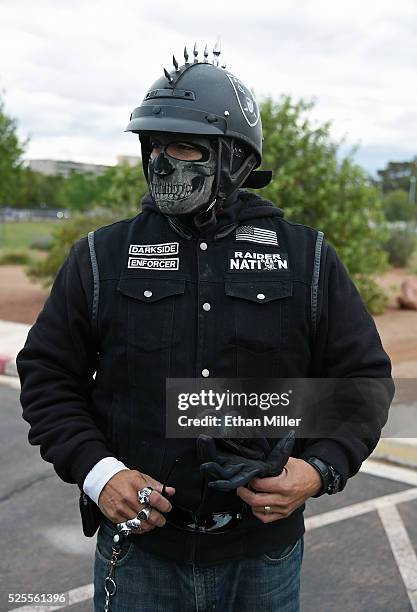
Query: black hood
140 189 284 238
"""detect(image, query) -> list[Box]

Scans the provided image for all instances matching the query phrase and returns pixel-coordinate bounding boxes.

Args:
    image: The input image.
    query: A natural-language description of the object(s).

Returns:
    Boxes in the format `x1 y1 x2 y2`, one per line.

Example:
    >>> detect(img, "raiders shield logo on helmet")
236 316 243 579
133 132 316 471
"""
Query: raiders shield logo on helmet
226 74 259 127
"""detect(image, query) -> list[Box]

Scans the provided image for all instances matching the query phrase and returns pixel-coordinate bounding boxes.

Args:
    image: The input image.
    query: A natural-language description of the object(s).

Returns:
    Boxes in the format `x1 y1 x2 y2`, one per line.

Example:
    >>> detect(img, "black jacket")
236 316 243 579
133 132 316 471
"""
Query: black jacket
16 190 394 565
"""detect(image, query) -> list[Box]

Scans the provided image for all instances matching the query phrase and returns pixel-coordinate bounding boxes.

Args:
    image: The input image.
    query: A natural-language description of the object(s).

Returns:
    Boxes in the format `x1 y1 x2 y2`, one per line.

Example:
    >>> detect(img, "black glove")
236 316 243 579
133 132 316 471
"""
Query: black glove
197 430 296 492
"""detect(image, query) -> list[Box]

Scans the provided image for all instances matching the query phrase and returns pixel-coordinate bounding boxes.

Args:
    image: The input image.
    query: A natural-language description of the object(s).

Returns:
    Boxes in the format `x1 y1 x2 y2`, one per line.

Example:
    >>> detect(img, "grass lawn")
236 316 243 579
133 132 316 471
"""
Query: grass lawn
0 220 65 251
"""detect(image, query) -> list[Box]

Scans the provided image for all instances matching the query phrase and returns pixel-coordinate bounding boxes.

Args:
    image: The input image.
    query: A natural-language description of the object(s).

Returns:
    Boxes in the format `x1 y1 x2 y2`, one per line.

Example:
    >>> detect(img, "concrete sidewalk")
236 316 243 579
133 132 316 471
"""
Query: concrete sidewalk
0 319 30 377
373 438 417 469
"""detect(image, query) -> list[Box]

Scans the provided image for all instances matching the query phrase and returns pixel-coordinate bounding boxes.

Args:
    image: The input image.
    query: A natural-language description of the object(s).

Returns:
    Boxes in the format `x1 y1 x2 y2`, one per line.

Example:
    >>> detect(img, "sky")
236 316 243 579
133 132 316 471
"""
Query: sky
0 0 416 177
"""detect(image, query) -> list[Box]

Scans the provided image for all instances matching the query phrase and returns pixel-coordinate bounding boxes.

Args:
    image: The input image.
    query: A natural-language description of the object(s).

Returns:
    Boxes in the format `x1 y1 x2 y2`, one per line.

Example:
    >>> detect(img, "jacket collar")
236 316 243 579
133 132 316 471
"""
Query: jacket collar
140 190 284 240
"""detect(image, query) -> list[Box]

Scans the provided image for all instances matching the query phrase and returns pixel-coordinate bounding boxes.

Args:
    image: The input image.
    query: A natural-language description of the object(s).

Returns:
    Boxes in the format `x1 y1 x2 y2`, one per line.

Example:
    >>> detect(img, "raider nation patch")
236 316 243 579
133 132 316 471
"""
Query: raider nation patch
228 250 289 272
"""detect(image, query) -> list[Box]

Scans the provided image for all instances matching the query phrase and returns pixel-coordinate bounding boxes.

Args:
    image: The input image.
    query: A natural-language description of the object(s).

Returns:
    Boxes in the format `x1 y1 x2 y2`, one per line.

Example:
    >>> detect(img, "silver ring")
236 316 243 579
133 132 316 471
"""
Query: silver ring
264 505 272 515
138 486 154 505
116 521 132 536
126 517 142 531
137 506 152 521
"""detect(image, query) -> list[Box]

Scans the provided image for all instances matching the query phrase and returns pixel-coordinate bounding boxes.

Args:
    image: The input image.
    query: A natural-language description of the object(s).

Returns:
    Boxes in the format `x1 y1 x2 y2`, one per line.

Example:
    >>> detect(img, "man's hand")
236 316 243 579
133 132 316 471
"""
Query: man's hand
98 469 175 535
236 457 322 523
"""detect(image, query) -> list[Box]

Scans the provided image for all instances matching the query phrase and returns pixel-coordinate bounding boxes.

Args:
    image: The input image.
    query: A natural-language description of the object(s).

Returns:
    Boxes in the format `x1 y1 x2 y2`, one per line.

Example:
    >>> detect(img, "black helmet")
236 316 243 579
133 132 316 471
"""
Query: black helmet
125 44 272 199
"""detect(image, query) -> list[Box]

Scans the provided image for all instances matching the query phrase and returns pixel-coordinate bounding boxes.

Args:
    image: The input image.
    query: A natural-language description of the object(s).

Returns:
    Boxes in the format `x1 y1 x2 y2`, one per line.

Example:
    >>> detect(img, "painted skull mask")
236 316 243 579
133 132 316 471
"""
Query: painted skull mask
147 133 217 215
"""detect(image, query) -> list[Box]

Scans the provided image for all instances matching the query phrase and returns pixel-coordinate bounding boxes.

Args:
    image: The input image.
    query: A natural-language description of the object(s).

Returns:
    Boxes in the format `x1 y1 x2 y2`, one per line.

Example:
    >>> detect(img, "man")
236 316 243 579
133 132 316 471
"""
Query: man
17 43 394 612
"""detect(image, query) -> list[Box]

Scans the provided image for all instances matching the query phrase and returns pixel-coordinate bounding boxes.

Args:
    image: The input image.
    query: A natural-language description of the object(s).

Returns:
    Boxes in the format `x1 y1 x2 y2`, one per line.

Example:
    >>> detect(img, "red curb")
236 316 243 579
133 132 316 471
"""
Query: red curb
0 355 10 375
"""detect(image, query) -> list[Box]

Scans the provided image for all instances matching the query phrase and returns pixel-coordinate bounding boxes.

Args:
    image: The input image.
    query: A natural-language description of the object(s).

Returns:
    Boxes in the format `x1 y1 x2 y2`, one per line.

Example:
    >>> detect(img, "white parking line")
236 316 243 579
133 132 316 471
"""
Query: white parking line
9 583 93 611
379 504 417 612
362 458 417 487
305 487 417 530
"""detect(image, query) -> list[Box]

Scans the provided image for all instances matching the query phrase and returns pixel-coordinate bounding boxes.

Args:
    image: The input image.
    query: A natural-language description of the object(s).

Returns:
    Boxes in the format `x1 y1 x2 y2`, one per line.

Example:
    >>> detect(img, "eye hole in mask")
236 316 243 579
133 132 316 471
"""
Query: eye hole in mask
150 139 211 162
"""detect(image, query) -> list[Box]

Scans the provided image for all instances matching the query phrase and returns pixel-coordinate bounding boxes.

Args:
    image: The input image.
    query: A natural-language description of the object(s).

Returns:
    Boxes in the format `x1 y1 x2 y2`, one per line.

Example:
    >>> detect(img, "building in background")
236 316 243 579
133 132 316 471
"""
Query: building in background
116 155 141 167
26 157 141 177
26 159 111 177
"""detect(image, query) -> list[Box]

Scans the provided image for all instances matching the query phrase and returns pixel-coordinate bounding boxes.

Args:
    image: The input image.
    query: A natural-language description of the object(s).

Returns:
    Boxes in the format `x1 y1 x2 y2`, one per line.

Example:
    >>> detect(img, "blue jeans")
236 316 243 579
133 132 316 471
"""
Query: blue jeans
93 519 304 612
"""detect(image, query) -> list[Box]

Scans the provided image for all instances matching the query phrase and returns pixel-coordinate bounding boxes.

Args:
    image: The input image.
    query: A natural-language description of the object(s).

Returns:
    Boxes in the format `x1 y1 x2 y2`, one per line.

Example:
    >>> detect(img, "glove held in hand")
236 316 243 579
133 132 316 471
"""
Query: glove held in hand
197 430 296 492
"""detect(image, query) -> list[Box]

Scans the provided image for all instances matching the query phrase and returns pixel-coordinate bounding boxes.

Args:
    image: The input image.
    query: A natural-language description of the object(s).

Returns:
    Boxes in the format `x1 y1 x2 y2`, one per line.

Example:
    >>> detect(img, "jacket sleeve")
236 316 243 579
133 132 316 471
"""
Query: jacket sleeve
299 241 395 489
16 237 116 489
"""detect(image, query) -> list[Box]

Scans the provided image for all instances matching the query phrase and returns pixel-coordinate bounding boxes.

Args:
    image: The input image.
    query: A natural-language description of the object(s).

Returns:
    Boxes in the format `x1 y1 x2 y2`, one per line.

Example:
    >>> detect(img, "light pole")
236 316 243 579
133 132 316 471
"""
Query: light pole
409 176 416 206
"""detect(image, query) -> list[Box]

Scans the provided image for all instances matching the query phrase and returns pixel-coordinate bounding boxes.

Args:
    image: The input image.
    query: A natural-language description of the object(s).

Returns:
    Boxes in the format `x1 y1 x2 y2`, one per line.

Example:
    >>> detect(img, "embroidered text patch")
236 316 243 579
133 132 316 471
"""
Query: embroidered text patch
129 242 179 256
128 257 179 270
228 250 289 272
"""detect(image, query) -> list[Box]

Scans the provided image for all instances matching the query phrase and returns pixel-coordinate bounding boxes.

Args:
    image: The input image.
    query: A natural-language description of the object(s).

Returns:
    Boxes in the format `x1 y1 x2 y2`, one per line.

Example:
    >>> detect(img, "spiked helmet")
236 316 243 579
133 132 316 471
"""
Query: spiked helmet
125 41 271 193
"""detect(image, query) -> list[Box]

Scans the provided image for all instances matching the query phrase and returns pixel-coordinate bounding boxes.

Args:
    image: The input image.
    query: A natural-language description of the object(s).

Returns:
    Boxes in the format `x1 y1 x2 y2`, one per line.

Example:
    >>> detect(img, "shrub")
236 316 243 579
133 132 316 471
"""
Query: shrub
26 207 131 287
0 248 33 265
382 226 417 267
30 235 54 251
353 276 389 316
383 189 414 222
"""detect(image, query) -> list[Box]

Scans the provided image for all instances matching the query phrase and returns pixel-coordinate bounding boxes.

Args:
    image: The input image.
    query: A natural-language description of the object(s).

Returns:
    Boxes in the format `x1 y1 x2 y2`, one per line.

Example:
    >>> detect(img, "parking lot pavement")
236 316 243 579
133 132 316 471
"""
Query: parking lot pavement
302 461 417 612
2 381 417 611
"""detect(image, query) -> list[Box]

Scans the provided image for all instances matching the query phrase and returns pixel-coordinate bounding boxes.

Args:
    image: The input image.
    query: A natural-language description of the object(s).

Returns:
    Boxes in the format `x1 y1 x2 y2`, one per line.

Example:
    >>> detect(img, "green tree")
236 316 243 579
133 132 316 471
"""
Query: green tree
376 158 417 194
56 170 102 212
101 161 148 216
0 93 26 205
15 168 64 209
55 163 147 214
258 96 389 313
382 189 414 222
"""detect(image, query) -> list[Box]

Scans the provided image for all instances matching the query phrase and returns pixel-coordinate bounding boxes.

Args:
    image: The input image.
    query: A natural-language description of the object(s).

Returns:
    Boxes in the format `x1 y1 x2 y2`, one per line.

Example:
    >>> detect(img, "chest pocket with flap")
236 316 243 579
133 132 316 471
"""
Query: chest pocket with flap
225 279 293 354
117 277 185 352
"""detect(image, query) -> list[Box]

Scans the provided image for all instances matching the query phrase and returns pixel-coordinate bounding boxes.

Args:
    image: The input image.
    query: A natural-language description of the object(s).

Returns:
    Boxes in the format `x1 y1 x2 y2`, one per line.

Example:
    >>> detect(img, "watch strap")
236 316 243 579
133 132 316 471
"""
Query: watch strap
304 456 331 497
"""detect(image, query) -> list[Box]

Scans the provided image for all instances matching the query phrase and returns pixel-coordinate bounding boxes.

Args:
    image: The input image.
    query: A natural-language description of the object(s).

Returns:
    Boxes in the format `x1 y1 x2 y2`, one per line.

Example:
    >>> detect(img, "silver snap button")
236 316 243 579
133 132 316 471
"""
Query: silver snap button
200 242 208 251
202 302 211 312
257 293 266 300
143 290 153 298
201 369 210 377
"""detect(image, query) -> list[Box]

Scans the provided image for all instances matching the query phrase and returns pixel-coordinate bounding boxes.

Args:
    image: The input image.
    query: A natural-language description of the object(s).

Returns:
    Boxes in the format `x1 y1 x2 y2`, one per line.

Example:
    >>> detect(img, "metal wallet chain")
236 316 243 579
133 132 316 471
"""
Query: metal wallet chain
103 531 129 612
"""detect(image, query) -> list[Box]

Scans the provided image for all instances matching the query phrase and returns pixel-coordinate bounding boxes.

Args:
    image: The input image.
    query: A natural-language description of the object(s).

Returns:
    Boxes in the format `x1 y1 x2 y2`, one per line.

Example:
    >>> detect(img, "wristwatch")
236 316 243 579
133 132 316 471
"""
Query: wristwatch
303 456 342 497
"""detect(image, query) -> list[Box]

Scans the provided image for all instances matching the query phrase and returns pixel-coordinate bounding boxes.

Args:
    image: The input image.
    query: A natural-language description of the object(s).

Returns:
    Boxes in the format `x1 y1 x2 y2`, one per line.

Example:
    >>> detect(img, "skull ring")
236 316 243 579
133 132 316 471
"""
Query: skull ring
138 486 154 505
125 517 142 531
116 521 132 536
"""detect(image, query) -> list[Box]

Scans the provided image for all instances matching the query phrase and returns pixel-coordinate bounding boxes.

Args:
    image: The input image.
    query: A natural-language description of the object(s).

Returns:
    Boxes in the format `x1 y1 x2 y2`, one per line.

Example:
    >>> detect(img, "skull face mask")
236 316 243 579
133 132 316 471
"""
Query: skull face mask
147 133 217 216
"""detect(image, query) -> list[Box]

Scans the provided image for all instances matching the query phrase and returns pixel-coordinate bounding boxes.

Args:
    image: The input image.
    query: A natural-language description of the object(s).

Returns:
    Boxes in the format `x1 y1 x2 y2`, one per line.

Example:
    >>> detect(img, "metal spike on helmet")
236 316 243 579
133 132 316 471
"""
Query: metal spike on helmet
213 37 221 67
164 39 224 84
163 67 173 84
